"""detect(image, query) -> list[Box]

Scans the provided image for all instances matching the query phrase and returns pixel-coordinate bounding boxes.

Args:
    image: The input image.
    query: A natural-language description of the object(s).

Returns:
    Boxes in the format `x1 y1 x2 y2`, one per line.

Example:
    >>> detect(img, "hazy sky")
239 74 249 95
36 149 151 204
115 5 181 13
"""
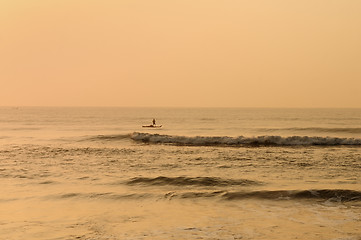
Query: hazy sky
1 0 360 107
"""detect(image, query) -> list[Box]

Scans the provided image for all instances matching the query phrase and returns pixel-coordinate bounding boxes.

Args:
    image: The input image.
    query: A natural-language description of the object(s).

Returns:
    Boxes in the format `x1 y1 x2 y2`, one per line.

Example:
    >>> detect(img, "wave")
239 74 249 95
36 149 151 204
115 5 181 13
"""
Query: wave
44 189 361 203
261 127 361 134
87 134 131 141
172 189 361 202
130 132 361 146
47 192 154 200
221 189 361 202
126 176 262 187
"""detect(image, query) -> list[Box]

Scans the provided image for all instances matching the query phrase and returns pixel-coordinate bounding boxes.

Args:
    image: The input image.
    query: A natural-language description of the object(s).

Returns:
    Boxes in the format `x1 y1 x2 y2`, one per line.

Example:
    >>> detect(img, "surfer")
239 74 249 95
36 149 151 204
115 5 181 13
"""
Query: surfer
142 119 161 128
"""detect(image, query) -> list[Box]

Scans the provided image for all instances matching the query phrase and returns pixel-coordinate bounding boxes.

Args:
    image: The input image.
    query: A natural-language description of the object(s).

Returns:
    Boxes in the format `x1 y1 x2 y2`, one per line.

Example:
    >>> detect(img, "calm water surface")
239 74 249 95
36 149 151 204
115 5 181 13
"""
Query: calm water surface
0 107 360 239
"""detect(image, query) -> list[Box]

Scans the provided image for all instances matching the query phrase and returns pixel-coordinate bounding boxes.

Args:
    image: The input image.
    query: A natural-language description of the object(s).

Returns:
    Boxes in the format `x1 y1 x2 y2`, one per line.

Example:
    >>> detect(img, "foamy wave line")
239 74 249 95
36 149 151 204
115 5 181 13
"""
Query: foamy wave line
130 132 361 146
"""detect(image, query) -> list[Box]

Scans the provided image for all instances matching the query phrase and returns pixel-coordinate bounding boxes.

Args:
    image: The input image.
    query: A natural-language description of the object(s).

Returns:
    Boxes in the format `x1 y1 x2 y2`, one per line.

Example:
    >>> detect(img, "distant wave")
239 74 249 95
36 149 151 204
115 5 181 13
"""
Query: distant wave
87 134 132 141
130 132 361 146
126 176 262 187
47 192 154 200
261 127 361 134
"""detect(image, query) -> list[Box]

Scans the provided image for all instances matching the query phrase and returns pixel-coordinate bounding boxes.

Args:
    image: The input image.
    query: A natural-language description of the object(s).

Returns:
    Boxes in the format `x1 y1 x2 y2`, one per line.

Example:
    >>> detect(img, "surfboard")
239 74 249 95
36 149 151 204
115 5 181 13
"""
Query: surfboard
142 125 162 128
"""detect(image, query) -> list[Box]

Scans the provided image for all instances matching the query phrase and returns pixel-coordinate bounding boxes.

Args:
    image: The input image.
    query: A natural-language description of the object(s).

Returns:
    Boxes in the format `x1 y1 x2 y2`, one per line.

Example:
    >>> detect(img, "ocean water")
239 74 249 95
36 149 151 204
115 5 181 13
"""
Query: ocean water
0 107 360 240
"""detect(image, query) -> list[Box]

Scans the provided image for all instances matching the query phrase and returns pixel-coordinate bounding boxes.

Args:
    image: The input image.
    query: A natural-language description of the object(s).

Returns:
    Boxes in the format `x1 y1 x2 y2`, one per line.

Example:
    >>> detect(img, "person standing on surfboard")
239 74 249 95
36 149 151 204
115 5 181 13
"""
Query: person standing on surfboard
142 119 161 128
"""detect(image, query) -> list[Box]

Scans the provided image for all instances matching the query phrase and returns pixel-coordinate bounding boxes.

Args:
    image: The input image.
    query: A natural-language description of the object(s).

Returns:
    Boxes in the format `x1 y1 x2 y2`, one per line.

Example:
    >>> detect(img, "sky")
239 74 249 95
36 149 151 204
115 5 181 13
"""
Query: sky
1 0 361 108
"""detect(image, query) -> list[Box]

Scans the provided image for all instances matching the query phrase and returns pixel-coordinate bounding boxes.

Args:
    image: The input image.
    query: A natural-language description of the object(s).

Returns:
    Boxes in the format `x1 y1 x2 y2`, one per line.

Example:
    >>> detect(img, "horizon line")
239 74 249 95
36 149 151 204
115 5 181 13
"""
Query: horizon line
1 105 361 109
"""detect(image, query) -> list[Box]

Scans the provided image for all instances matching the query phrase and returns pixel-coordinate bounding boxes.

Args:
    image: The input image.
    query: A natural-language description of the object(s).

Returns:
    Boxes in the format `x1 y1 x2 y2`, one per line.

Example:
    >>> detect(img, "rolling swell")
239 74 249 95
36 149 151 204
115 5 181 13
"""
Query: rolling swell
126 176 262 187
88 134 131 141
47 192 154 200
261 127 361 134
130 132 361 146
44 189 361 202
174 189 361 202
222 189 361 202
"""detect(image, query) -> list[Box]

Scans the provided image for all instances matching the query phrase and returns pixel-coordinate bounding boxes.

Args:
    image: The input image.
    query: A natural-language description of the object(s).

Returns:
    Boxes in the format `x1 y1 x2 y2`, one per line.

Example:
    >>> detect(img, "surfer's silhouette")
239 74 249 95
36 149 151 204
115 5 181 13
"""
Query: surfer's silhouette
142 119 161 128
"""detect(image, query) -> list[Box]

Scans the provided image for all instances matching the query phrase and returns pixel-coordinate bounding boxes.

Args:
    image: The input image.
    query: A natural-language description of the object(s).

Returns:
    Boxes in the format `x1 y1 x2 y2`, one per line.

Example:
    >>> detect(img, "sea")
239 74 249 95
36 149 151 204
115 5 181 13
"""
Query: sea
0 107 360 240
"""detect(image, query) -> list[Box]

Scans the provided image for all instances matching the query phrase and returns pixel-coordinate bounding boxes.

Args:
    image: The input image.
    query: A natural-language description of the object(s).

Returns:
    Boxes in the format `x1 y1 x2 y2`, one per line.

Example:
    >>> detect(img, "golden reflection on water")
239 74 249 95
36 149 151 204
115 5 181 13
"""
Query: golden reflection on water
1 188 360 239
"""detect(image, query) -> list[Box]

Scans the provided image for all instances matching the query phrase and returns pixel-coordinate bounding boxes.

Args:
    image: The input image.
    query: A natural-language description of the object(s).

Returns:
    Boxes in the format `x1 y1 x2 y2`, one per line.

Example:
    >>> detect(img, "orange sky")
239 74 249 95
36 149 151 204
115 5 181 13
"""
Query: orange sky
1 0 360 107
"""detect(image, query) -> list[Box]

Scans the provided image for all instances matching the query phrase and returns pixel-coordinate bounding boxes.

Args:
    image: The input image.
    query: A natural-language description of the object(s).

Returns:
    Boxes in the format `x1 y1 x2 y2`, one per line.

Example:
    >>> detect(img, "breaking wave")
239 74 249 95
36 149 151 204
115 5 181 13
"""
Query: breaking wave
126 176 262 187
130 132 361 146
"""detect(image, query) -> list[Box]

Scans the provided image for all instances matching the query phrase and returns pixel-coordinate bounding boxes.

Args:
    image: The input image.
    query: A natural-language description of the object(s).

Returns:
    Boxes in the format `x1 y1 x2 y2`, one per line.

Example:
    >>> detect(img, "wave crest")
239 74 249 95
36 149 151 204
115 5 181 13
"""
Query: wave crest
166 189 361 202
222 189 361 202
126 176 262 187
88 134 131 141
130 132 361 146
262 127 361 134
